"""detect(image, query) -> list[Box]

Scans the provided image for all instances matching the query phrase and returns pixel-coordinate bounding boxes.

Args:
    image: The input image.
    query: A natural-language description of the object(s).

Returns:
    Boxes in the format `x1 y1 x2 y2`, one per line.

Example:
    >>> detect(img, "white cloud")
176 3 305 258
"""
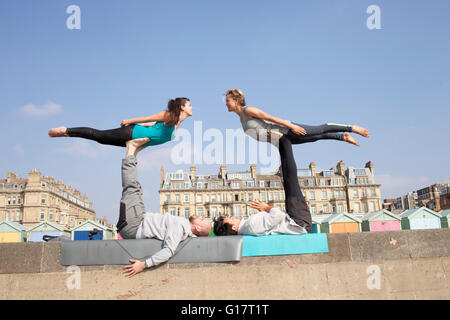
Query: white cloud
13 144 25 155
138 146 175 171
377 174 435 198
57 139 114 158
19 101 62 117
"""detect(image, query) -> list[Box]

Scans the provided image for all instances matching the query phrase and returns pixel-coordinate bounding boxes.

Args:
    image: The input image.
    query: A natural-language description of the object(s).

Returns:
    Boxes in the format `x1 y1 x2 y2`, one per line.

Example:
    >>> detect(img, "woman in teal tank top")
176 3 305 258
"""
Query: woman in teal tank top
48 98 192 148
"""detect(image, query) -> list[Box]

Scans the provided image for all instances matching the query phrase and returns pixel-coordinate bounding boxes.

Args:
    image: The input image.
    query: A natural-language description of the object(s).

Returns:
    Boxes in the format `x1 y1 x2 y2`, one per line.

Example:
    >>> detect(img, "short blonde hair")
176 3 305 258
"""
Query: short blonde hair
224 89 246 106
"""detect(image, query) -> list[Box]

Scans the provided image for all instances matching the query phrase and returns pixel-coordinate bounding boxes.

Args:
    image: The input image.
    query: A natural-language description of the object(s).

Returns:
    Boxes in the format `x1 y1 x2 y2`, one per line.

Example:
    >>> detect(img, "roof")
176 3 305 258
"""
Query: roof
361 209 401 221
440 209 450 217
400 206 442 219
27 221 70 232
71 219 112 231
321 212 362 224
0 221 27 232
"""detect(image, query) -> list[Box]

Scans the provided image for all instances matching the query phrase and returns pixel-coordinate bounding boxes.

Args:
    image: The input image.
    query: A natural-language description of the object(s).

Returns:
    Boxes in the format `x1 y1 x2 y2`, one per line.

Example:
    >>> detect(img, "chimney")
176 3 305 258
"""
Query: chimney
190 164 196 181
27 169 41 187
160 166 165 186
219 165 227 179
309 162 316 176
365 161 374 175
336 160 345 176
7 172 17 183
250 164 256 179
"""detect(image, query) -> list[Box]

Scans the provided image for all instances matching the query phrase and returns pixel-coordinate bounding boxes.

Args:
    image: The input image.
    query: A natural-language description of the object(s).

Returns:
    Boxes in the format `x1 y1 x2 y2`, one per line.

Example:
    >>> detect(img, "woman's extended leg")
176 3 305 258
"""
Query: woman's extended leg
289 122 369 138
49 125 135 147
285 132 360 146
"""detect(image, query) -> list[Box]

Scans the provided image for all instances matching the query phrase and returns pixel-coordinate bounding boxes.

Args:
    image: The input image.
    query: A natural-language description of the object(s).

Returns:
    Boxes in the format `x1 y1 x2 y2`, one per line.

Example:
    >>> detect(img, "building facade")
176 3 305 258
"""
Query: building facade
0 169 96 228
383 182 450 213
159 160 382 219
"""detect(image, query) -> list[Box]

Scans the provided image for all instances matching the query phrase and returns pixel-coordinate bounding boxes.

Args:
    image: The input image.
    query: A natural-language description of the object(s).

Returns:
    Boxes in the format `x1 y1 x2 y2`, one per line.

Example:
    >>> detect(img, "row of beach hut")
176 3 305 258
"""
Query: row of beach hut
312 207 450 234
0 220 116 243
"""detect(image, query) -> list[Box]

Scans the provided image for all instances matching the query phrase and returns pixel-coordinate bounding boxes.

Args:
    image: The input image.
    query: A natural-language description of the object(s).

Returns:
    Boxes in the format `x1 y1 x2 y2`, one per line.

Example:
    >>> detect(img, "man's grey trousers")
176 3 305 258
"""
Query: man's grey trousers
116 156 146 239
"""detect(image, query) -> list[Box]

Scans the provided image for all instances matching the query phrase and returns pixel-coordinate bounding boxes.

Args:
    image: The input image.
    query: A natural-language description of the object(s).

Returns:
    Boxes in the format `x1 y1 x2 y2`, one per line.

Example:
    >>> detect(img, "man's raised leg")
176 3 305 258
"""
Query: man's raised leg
116 138 150 239
278 136 312 233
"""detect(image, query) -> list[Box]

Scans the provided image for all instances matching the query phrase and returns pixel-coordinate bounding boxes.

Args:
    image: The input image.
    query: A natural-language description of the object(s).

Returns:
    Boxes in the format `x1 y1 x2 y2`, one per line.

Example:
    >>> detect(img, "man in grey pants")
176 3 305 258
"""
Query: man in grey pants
118 138 212 277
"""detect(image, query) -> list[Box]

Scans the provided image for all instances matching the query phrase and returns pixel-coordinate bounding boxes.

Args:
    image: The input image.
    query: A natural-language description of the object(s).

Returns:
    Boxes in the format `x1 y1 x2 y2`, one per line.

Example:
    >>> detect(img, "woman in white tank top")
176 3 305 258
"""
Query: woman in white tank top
223 89 369 147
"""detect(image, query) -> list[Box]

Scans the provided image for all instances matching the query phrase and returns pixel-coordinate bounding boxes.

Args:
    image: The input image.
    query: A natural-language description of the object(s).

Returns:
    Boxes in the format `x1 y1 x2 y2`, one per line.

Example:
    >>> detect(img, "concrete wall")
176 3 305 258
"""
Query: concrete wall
0 229 449 299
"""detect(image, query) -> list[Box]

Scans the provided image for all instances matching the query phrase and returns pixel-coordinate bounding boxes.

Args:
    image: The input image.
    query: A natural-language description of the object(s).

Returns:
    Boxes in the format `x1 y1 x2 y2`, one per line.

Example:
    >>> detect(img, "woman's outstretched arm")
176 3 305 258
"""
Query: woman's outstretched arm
244 106 306 135
121 110 167 127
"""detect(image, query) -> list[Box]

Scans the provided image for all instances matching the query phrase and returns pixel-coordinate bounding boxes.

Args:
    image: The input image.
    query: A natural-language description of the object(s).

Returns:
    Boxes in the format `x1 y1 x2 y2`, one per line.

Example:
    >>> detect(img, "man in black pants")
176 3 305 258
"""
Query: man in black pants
213 135 312 236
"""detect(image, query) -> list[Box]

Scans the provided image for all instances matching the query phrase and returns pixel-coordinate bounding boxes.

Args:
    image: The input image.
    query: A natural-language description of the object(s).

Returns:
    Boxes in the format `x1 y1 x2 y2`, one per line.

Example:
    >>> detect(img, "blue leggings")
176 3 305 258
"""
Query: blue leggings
285 123 353 144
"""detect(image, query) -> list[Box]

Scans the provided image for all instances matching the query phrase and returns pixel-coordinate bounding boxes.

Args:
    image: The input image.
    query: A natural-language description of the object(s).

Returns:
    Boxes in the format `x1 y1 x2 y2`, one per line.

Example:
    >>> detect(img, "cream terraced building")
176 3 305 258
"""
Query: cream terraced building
159 160 382 219
0 169 96 229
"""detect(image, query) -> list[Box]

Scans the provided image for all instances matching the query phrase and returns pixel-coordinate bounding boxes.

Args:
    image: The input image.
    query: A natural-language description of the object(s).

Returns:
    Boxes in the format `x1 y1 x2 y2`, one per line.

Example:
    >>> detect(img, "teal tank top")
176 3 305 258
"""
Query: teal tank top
131 122 176 146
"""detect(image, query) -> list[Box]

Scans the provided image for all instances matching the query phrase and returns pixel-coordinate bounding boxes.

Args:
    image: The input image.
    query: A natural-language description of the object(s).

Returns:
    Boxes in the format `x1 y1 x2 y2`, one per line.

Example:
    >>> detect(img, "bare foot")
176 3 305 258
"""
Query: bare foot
48 126 68 137
126 138 150 157
351 125 370 138
343 132 360 147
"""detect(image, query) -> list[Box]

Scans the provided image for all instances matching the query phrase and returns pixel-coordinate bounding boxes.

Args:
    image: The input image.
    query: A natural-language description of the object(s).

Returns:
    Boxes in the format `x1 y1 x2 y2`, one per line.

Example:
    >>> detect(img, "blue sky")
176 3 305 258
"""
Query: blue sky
1 0 449 223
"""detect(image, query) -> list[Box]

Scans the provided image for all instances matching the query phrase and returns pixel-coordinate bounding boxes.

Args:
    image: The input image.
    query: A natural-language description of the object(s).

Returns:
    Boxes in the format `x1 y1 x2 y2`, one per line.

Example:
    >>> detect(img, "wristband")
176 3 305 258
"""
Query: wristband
266 206 273 213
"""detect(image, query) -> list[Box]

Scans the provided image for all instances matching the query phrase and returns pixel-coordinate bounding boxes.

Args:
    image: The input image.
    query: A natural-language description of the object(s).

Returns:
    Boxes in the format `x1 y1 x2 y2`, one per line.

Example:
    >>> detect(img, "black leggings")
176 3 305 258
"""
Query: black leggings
66 125 135 147
278 135 312 233
284 122 352 144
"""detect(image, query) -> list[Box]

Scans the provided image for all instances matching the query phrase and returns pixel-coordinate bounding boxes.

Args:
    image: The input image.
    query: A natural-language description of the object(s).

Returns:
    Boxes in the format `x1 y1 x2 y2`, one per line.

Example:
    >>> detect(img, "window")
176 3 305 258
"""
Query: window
259 181 265 188
309 192 315 200
196 182 203 189
307 179 314 186
235 206 241 217
18 197 22 204
211 207 217 218
249 207 254 215
323 170 334 177
298 169 312 177
175 195 180 203
269 193 273 201
311 205 316 214
274 193 279 201
370 189 376 197
184 195 189 203
49 211 54 221
197 208 203 216
196 195 202 203
205 195 210 202
338 204 343 213
170 208 175 215
322 191 327 200
353 190 358 199
7 198 11 205
165 195 170 202
354 203 360 213
334 191 339 199
10 211 15 221
260 193 265 201
369 202 375 212
12 197 16 205
323 205 329 213
234 194 239 201
41 196 46 204
332 205 336 213
211 195 216 202
248 194 253 201
362 190 366 197
40 210 45 221
184 208 190 218
320 179 325 186
232 182 240 189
